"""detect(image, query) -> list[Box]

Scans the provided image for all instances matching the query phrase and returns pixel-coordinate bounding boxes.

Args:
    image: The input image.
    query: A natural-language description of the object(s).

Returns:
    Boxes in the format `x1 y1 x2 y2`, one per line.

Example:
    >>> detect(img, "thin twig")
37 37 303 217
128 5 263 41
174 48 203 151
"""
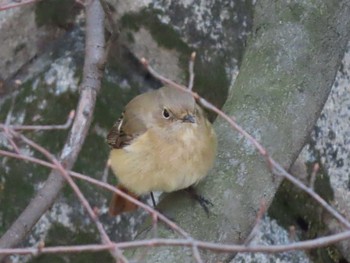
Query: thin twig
244 199 267 245
3 90 21 152
101 159 110 183
191 243 204 263
0 0 40 11
289 225 296 242
2 140 350 255
309 162 319 190
2 127 20 153
188 52 196 91
7 129 126 261
151 213 158 239
13 132 107 239
1 229 350 256
1 110 75 131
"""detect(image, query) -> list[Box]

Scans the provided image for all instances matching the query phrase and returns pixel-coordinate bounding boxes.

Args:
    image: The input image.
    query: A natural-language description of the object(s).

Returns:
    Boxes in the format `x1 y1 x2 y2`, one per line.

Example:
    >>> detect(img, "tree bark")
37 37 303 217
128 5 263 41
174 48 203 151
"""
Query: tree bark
130 1 350 262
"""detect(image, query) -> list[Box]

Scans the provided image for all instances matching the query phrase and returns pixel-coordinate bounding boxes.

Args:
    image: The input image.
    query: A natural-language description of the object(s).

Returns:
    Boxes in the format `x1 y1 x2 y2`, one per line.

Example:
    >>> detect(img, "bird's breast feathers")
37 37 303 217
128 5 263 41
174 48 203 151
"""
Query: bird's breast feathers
109 121 216 195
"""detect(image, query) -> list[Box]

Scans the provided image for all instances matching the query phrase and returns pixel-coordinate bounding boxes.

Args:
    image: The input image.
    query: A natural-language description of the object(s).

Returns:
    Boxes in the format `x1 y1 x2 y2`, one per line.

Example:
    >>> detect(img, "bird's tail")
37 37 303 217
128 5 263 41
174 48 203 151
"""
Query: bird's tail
109 185 139 216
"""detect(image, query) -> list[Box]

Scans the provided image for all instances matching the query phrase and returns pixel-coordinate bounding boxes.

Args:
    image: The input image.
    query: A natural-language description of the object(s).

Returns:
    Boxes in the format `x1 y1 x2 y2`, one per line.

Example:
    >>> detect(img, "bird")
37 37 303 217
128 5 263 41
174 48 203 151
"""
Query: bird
107 86 217 215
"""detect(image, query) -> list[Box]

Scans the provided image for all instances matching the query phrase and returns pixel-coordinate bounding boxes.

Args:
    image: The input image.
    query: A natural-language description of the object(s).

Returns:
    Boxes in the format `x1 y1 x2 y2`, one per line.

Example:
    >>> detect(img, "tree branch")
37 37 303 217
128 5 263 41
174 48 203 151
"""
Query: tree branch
0 0 106 259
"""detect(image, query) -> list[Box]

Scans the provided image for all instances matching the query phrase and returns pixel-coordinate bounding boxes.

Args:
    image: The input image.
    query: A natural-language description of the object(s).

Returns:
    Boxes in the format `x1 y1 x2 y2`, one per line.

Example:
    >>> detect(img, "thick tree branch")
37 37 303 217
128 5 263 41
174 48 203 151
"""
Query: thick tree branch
0 0 106 258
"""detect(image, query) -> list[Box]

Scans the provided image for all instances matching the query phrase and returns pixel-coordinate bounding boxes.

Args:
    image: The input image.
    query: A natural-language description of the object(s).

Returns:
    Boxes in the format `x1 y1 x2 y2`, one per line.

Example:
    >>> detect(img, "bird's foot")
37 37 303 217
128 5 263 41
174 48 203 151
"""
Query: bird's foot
185 186 213 217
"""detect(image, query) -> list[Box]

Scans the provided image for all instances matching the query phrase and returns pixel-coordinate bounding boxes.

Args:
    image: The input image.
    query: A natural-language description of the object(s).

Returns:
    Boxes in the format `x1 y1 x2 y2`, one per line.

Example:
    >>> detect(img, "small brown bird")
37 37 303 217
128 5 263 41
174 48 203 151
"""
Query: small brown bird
107 86 217 215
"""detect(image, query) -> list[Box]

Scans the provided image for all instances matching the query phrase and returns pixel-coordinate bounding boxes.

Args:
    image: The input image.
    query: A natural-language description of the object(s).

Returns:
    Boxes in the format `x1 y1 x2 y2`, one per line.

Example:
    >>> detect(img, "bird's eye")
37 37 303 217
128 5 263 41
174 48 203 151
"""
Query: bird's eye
162 108 170 119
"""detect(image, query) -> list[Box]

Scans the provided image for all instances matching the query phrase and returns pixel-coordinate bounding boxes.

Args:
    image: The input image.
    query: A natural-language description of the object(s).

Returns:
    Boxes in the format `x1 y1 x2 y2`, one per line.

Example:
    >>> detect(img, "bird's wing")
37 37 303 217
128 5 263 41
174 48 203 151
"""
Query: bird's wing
107 108 148 149
107 90 159 149
107 112 127 148
107 114 146 149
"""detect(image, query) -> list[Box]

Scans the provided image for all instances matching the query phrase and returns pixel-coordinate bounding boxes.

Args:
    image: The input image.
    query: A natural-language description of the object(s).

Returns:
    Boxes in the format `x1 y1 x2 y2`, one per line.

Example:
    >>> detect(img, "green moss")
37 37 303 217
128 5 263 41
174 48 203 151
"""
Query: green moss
94 79 134 128
126 31 135 43
0 98 11 121
312 168 334 201
0 159 36 232
275 3 306 23
35 0 80 29
192 56 229 121
289 3 305 22
0 78 79 234
12 79 79 155
120 8 190 54
28 223 113 263
302 2 339 54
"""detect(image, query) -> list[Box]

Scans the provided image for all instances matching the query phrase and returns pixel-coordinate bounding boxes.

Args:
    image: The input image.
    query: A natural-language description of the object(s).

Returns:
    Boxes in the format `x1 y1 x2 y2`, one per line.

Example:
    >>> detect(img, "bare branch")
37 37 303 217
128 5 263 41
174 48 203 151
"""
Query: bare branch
191 244 203 263
245 199 267 245
1 229 350 256
2 110 75 131
0 0 40 11
0 0 107 258
309 162 319 190
188 52 196 91
7 129 124 259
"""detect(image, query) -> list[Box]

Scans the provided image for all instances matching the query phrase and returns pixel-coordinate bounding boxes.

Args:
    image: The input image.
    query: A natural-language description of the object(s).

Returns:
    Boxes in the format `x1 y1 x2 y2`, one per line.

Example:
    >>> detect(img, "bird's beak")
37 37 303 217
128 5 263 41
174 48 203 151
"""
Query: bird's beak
182 114 196 123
